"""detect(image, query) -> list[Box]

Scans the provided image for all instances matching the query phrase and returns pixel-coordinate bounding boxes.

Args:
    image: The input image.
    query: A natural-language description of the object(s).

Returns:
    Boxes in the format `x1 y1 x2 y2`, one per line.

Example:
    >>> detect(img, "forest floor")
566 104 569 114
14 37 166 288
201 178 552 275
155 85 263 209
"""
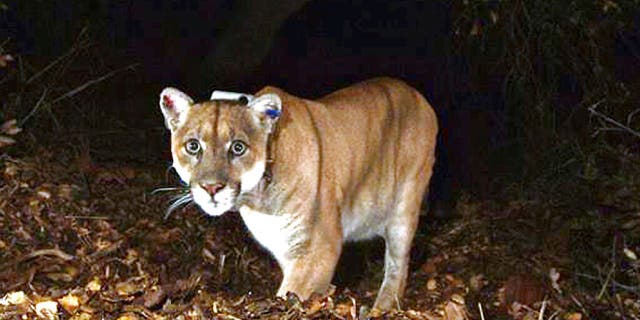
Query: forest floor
1 142 639 320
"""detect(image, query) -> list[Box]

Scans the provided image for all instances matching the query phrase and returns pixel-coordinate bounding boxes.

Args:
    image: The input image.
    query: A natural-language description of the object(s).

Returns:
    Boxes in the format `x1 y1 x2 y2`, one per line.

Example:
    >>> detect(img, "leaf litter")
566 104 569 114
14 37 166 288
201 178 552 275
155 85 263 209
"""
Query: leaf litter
1 147 639 319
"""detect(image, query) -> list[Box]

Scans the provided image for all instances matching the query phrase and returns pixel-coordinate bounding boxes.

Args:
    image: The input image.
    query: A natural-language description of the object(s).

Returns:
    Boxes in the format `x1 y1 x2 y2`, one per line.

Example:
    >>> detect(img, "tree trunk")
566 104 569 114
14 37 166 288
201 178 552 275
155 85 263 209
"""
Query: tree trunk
197 0 311 90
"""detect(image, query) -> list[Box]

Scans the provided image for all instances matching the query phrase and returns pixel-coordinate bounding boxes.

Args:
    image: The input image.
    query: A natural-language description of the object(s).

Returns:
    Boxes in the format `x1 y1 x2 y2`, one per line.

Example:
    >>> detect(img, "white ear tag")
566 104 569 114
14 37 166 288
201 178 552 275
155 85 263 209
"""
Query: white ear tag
210 90 255 104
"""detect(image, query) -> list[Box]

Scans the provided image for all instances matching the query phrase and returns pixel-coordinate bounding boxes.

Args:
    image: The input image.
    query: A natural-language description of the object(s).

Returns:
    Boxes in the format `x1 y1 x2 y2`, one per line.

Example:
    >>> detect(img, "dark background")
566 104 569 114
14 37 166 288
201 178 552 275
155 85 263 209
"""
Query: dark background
2 2 640 316
2 0 639 208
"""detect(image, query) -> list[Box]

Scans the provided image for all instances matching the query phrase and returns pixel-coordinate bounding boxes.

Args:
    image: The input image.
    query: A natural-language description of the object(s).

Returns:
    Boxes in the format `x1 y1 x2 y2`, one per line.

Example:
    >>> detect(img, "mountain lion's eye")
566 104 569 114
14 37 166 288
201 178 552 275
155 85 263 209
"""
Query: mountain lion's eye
185 139 201 155
230 140 247 157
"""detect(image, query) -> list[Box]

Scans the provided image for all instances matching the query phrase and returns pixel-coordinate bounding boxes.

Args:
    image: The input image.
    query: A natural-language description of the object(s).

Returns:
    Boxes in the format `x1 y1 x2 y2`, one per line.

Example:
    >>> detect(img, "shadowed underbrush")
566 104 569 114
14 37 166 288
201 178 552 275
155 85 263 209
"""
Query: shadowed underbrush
1 0 640 318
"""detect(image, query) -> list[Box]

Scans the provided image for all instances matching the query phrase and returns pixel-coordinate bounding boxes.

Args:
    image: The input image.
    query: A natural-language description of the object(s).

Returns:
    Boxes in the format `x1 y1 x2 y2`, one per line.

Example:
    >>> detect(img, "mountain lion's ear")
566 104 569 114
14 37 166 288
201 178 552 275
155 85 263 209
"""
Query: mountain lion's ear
248 93 282 132
160 87 194 131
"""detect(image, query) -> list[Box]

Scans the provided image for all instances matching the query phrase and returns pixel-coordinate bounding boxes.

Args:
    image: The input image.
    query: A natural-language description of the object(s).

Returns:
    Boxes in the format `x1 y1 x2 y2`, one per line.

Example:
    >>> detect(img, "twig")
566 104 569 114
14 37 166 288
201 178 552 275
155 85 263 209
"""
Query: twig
478 302 486 320
611 235 618 294
26 28 90 85
64 215 112 220
50 63 138 105
588 101 640 139
87 239 123 260
24 248 75 261
19 88 49 126
49 127 166 139
576 273 640 294
570 294 591 319
0 248 75 270
538 298 547 320
626 108 640 127
26 45 85 85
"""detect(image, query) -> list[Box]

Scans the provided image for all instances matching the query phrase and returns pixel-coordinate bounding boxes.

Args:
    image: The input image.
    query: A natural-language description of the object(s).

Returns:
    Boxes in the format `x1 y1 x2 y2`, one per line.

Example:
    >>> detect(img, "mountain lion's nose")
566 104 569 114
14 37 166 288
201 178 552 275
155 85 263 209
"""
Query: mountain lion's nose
200 183 225 197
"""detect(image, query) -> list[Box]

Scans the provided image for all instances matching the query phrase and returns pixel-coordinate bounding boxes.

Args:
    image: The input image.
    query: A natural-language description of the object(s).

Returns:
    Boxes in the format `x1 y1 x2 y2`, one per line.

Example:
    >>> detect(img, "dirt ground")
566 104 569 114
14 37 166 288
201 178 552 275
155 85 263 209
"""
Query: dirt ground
1 142 639 320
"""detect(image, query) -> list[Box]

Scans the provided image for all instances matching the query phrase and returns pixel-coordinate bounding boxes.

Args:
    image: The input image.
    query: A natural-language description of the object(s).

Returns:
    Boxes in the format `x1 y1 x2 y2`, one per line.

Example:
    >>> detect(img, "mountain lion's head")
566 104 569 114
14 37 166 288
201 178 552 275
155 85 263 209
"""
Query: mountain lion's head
159 88 282 216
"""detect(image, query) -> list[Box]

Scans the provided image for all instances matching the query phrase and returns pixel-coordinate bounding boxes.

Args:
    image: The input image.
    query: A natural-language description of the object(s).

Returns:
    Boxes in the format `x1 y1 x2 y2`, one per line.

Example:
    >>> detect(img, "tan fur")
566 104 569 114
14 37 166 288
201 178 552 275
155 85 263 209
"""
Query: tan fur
160 78 438 310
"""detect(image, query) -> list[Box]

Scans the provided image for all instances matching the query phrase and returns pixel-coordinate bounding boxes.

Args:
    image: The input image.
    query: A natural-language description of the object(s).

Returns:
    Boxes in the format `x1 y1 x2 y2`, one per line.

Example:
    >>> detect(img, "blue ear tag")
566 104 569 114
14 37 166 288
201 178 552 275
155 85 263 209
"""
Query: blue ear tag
265 108 281 119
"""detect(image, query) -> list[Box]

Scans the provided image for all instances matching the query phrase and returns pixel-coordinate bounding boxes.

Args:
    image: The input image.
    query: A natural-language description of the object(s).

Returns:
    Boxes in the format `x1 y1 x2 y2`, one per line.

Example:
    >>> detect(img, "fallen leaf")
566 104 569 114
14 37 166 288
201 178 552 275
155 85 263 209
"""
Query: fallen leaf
450 294 465 305
443 299 469 320
304 296 324 316
549 268 562 293
0 291 28 306
405 309 429 320
57 184 76 200
69 313 93 320
46 270 76 282
0 54 13 67
469 274 485 292
58 294 80 314
142 285 167 309
623 247 637 261
116 281 142 297
427 278 438 291
508 301 525 318
334 302 354 318
566 312 582 320
37 188 52 200
3 162 19 178
367 308 383 318
35 300 59 320
1 119 22 135
0 135 16 148
86 277 102 292
490 10 499 24
124 249 139 265
445 274 464 287
420 256 442 274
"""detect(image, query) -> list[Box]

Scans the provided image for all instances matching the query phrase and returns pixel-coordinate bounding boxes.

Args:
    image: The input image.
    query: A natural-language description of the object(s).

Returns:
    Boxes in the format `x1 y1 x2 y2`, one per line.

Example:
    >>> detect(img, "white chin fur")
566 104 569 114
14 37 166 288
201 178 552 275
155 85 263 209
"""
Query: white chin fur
241 161 266 192
192 185 235 216
172 158 192 185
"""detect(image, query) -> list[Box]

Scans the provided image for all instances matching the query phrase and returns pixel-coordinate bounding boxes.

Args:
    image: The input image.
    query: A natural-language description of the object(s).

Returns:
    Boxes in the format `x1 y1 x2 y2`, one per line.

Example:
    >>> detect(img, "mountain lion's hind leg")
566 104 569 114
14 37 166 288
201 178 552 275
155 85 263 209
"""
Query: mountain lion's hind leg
373 185 423 310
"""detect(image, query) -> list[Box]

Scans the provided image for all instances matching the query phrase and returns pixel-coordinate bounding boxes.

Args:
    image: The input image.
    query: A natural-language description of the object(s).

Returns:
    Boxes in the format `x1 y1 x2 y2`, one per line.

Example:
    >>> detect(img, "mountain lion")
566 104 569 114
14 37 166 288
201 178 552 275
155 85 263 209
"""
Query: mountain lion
159 78 437 310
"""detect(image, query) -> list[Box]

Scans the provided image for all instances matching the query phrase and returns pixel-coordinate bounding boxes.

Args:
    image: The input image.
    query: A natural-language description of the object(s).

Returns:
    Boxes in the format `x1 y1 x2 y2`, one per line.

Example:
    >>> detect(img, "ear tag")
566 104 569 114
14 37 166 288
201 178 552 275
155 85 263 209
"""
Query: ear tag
265 108 281 119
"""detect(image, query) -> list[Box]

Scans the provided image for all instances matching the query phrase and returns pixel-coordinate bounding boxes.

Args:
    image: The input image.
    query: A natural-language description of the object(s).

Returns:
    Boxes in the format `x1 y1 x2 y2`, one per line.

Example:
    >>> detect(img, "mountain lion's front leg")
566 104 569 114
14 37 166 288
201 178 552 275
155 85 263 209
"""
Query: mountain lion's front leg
276 233 342 300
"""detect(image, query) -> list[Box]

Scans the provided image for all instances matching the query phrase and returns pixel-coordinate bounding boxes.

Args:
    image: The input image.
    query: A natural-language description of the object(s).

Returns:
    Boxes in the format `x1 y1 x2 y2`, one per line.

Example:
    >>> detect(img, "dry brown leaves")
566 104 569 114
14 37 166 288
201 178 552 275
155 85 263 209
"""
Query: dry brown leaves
0 53 13 68
0 152 477 319
1 152 638 319
0 119 21 148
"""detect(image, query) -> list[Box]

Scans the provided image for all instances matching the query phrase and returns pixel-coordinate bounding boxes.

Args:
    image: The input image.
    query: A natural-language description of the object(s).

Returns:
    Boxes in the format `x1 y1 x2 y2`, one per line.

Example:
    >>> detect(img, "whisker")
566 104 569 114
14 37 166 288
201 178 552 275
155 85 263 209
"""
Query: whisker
151 183 192 220
167 192 190 202
165 192 193 220
173 194 192 207
151 186 189 195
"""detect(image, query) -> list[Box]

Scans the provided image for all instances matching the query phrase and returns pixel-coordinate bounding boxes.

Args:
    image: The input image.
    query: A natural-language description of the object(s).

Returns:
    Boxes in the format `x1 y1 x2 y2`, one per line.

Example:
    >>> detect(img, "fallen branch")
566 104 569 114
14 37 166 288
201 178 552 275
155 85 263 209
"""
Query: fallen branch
575 272 640 295
588 100 640 139
0 248 75 270
25 27 90 85
50 63 138 105
19 88 49 126
23 248 75 261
